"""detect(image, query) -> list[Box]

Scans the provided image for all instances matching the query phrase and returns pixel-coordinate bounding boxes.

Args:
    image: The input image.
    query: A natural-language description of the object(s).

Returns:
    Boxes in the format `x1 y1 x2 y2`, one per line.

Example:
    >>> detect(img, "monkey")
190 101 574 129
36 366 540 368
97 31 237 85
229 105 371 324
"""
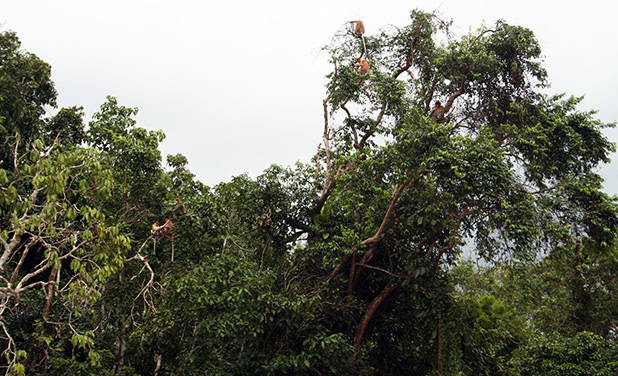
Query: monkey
355 58 370 75
161 219 174 240
150 219 175 261
151 219 174 240
174 197 186 216
151 221 159 232
350 20 367 57
350 20 365 35
430 101 446 123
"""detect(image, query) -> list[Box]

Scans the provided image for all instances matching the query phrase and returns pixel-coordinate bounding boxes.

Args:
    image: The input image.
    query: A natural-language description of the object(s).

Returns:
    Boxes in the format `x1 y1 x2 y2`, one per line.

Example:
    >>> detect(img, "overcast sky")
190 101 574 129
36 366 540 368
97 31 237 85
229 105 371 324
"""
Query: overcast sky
2 0 617 194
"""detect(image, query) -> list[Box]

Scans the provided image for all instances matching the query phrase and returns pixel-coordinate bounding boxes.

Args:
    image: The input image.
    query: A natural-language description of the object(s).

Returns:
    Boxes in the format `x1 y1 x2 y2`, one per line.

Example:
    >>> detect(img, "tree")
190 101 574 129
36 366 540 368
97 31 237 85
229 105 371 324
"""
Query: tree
0 127 133 374
284 9 617 373
0 31 56 155
0 32 164 375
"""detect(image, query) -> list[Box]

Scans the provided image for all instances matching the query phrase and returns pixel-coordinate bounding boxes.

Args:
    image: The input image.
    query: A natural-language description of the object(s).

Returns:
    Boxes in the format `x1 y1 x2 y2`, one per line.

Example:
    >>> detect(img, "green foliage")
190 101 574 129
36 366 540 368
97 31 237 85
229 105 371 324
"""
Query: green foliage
1 8 616 376
130 254 349 375
0 31 56 148
507 332 618 376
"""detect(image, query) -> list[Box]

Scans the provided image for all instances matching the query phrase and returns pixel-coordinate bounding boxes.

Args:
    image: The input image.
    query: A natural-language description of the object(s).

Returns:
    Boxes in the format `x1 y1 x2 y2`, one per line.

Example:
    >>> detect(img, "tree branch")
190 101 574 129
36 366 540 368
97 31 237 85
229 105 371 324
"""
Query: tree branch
352 283 401 357
355 263 408 279
340 102 359 149
361 167 428 246
358 104 387 150
360 179 412 246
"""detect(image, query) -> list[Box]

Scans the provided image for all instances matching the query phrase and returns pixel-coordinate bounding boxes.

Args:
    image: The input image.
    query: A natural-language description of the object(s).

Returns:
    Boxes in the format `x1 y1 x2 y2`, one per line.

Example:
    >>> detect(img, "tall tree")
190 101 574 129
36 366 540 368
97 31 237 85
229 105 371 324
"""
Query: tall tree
286 10 617 373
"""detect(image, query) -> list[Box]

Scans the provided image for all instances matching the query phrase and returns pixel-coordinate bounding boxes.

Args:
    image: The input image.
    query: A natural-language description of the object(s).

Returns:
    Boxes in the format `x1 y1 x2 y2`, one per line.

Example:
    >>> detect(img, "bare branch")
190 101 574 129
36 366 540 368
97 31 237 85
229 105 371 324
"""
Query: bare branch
322 98 333 184
126 235 157 312
0 233 21 272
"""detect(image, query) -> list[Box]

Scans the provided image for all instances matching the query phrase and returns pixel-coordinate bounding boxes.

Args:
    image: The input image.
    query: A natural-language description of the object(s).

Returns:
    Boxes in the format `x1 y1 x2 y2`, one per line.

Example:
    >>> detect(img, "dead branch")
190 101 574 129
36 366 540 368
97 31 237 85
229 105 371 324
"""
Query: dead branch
126 235 157 311
322 98 333 185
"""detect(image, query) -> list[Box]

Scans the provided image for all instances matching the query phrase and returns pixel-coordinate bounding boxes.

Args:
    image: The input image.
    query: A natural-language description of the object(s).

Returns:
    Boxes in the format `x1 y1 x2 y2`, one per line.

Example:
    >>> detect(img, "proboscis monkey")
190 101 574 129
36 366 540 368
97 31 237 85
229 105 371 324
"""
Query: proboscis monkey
350 20 367 56
161 219 174 239
151 219 174 239
355 58 370 75
351 20 365 35
430 101 446 122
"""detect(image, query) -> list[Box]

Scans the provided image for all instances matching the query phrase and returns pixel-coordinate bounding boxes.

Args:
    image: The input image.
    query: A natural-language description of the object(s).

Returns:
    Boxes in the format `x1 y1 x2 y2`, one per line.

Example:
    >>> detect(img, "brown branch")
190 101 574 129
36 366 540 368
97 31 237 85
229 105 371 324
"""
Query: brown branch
349 245 377 293
394 25 423 88
314 165 350 215
42 267 58 321
358 104 387 150
346 252 357 296
442 78 465 116
352 283 401 356
327 253 352 282
361 167 428 247
228 237 256 253
351 168 429 292
469 29 497 48
360 179 412 246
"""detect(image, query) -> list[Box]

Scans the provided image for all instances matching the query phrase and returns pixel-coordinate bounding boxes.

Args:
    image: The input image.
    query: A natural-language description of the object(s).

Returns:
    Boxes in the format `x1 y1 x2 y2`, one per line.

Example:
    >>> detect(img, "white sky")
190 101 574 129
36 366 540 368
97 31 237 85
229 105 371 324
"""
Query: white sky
2 0 617 194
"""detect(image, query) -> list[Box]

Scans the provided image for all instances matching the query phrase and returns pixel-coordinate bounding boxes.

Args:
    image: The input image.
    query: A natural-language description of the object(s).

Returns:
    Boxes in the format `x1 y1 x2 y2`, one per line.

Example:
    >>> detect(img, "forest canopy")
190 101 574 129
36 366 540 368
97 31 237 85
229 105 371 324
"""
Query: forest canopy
0 9 616 376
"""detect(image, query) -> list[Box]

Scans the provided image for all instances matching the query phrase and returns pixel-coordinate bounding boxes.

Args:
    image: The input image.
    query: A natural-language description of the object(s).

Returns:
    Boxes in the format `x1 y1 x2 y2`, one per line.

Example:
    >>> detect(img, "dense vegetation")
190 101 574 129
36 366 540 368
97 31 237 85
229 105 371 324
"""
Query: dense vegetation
0 10 616 376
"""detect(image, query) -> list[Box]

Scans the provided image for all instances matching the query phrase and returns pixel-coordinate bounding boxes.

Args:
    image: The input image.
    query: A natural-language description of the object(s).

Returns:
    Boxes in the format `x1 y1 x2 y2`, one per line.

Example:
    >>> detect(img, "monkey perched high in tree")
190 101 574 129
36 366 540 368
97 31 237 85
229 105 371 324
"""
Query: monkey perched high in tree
350 20 367 56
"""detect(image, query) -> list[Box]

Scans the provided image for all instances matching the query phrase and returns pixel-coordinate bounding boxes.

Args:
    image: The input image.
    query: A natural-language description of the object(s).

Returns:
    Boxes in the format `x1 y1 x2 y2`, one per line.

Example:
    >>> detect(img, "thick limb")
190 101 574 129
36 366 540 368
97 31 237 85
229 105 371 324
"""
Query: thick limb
352 283 401 357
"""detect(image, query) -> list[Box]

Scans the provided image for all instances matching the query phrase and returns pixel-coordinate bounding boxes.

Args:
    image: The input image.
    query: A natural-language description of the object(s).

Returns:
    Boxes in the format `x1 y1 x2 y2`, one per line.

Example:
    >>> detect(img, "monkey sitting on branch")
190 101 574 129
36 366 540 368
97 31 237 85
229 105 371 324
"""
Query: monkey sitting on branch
151 219 174 240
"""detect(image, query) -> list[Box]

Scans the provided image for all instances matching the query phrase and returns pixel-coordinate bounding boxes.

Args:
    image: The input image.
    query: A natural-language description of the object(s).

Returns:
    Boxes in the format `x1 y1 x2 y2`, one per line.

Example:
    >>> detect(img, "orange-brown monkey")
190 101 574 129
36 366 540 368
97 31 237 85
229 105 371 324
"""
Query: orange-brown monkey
161 219 174 239
151 219 174 239
351 20 365 35
355 58 370 75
